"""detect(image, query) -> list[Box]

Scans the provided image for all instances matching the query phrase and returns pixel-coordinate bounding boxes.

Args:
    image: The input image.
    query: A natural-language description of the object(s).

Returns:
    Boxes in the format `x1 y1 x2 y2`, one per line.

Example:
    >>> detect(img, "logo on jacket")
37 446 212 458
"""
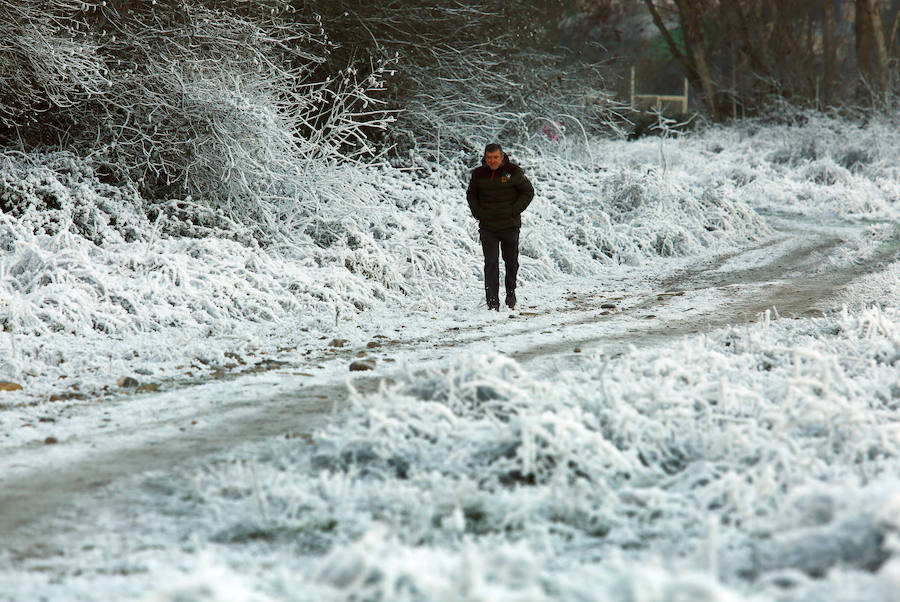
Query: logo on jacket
501 172 510 183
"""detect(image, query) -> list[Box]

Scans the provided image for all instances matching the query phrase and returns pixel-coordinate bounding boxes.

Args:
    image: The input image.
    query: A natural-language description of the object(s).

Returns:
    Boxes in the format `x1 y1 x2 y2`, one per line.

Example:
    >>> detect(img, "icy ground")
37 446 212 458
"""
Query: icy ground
2 114 900 601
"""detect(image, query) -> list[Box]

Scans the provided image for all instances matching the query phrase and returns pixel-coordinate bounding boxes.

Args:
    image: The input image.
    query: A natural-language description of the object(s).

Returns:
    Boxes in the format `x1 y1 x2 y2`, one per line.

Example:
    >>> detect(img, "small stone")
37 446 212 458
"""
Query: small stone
0 381 23 392
49 392 87 402
224 351 245 365
136 383 160 393
644 315 656 319
45 436 59 445
349 359 376 372
329 338 349 348
117 376 139 388
366 341 381 348
574 347 582 353
601 303 616 310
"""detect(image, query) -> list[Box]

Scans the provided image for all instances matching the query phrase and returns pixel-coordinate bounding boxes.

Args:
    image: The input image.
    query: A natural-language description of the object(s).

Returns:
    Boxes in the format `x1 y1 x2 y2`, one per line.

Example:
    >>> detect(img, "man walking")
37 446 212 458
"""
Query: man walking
466 143 535 311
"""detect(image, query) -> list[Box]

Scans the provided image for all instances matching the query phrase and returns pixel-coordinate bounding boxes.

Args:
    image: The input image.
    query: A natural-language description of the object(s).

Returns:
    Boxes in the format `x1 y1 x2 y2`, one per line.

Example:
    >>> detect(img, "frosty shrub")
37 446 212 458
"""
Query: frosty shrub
698 111 900 218
0 0 631 256
0 0 396 240
0 0 110 131
0 151 148 246
512 135 770 272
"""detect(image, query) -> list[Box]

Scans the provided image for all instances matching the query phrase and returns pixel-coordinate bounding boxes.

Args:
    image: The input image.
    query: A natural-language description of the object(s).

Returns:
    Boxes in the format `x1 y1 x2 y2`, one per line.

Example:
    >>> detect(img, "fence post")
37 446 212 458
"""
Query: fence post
630 65 636 108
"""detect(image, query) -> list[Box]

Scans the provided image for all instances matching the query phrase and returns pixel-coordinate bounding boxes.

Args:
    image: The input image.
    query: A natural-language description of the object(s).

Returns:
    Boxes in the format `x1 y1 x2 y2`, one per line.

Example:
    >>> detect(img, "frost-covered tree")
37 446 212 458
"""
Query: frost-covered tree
0 0 394 212
1 0 621 209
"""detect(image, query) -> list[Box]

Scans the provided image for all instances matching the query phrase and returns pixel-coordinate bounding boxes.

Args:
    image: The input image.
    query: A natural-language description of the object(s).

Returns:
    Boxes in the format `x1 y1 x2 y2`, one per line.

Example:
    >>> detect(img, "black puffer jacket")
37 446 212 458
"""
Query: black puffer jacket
466 153 535 232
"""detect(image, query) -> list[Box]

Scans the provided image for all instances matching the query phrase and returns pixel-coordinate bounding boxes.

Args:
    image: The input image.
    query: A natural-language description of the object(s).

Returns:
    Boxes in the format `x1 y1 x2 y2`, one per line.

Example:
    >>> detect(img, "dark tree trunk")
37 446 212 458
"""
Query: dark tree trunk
870 0 890 95
643 0 720 119
856 0 873 82
674 0 720 119
823 0 837 102
641 0 698 81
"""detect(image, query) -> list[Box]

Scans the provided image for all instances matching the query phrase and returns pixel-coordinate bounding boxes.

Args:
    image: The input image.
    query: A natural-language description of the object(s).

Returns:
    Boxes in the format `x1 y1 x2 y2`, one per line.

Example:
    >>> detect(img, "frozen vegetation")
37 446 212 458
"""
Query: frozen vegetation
2 112 900 601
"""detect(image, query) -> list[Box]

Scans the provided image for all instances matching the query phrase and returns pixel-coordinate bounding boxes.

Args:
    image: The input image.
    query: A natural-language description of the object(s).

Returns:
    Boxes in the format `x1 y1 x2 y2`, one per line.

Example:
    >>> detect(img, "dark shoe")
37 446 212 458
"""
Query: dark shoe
505 291 516 309
487 298 500 311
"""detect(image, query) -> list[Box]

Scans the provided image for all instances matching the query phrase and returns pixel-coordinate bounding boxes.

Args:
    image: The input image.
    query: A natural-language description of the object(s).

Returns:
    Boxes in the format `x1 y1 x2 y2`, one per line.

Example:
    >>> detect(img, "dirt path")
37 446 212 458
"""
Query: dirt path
514 218 899 361
2 216 898 550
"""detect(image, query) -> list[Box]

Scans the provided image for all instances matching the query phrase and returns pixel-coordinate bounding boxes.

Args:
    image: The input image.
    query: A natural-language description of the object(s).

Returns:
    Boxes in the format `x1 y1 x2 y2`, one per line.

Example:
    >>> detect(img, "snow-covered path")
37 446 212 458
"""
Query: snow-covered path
3 211 896 567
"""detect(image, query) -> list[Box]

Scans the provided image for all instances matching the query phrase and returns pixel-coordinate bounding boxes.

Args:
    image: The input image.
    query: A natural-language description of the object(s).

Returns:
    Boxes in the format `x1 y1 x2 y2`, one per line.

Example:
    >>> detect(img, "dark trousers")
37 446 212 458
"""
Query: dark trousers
479 227 519 302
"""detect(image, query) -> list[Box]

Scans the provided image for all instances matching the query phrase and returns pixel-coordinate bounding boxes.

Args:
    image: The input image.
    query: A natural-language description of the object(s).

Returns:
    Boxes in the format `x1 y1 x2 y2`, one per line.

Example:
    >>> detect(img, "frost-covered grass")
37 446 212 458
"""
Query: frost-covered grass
212 306 900 602
681 113 900 220
5 305 900 601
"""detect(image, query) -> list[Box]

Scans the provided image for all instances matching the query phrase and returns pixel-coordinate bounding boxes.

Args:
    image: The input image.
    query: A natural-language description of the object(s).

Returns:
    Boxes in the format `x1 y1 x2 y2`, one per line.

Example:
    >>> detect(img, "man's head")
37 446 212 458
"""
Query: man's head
484 143 504 170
